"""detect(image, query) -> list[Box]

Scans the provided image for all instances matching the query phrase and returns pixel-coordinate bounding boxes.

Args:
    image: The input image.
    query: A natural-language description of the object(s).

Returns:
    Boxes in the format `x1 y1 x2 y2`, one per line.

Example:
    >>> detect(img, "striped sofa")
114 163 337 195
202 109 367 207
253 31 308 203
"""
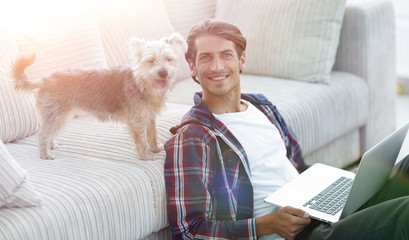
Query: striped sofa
0 0 396 239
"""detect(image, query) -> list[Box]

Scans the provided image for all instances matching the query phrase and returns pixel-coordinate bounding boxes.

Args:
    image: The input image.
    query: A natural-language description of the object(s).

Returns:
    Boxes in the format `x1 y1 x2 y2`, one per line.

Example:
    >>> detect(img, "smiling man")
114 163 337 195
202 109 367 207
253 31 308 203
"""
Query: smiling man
164 19 409 240
190 33 245 114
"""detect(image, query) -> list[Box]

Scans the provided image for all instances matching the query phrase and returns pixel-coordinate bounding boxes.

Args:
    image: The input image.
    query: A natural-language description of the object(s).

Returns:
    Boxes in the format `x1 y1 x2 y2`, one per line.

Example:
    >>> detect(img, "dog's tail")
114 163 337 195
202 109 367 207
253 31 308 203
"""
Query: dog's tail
12 53 41 92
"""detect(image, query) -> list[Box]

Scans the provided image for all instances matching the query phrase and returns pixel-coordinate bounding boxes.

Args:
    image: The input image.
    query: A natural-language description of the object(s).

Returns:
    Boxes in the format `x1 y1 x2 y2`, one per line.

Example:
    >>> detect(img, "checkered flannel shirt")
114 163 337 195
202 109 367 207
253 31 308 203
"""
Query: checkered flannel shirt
164 92 308 239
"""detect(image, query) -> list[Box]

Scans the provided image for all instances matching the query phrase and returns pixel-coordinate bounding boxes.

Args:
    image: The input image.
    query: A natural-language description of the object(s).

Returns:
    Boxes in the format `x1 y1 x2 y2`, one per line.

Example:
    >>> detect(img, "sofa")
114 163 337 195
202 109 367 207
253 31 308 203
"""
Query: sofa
0 0 396 239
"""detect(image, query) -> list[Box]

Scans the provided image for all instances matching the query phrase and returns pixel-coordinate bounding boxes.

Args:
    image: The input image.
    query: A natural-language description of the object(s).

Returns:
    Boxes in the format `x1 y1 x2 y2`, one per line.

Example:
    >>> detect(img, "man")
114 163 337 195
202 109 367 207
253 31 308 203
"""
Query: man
164 19 409 239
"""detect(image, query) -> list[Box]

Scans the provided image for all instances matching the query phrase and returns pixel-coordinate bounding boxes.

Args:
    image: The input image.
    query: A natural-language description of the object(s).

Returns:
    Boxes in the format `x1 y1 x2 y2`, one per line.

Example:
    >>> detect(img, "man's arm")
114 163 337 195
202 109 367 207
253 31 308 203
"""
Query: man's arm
256 206 311 240
164 128 257 239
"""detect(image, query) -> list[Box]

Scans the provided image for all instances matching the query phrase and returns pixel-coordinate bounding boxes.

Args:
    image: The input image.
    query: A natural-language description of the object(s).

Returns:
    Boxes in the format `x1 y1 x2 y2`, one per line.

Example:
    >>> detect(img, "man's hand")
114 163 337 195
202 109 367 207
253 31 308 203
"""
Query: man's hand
256 206 311 240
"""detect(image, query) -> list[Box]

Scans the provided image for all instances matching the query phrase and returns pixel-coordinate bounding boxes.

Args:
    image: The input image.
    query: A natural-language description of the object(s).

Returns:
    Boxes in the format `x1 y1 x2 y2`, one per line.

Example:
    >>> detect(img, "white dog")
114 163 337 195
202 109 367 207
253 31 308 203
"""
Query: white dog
12 33 187 160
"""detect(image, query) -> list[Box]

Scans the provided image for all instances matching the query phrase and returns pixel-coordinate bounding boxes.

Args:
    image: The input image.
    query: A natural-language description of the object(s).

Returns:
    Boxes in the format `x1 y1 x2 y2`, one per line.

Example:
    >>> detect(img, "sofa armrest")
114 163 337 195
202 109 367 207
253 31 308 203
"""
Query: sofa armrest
333 0 396 153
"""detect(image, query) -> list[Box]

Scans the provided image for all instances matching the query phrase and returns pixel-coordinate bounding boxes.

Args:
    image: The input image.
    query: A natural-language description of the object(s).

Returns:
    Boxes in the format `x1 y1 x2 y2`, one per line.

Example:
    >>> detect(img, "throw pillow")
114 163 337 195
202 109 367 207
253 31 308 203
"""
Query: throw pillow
16 14 108 81
0 24 40 143
0 140 42 208
0 69 40 143
216 0 346 83
164 0 217 39
98 0 190 80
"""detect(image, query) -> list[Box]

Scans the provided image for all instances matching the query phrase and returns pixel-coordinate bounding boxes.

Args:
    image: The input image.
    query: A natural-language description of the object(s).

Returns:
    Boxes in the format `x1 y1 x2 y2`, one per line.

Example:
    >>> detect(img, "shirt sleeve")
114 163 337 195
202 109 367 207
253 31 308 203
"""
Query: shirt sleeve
164 127 257 239
258 102 309 173
271 106 309 173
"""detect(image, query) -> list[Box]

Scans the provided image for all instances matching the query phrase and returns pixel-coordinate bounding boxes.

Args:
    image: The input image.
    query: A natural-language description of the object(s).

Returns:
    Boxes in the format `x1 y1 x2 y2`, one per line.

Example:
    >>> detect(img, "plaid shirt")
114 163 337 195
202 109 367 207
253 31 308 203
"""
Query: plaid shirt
164 92 308 239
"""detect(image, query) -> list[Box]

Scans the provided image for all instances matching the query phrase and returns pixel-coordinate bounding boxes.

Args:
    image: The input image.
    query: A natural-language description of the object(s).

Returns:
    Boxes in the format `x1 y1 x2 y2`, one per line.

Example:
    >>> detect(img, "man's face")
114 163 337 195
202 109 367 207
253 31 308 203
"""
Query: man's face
189 34 245 99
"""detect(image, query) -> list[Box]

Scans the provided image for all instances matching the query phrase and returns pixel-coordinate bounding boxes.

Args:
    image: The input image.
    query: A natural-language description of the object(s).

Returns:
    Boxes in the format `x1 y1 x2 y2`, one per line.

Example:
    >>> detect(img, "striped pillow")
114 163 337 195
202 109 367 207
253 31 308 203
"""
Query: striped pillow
0 69 40 143
0 140 42 208
163 0 217 82
216 0 346 83
0 25 40 143
98 0 176 67
164 0 217 39
16 14 108 81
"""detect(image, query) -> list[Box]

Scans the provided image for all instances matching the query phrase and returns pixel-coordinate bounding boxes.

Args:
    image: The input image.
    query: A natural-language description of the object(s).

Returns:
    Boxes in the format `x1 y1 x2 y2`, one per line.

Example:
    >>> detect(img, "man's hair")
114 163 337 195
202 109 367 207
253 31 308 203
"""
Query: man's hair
185 19 247 83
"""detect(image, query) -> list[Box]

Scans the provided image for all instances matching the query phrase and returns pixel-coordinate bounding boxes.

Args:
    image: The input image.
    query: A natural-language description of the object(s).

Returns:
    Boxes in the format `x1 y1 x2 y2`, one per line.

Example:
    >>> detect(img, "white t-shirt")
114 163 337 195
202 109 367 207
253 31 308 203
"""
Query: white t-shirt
214 100 299 239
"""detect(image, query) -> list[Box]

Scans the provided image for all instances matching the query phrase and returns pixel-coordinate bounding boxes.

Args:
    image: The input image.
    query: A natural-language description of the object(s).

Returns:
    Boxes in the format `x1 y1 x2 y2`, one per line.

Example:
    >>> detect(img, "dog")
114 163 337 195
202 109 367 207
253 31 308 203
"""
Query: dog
12 32 187 160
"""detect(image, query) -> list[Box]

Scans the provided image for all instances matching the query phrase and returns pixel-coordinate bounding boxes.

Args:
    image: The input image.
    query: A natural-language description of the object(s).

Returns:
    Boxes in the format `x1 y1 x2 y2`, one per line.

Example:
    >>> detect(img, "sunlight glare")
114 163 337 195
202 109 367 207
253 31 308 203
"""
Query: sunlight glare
1 0 108 33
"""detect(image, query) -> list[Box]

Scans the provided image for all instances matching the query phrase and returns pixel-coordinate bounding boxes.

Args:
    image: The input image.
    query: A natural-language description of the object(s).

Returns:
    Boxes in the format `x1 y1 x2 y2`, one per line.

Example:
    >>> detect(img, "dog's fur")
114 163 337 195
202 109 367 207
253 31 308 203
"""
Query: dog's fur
12 33 187 160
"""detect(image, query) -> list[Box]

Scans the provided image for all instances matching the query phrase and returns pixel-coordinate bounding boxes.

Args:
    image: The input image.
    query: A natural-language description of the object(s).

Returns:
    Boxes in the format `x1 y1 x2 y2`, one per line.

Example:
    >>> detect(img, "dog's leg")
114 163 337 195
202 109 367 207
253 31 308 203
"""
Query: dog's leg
128 119 150 160
50 139 59 150
147 116 162 153
37 129 54 160
37 104 68 160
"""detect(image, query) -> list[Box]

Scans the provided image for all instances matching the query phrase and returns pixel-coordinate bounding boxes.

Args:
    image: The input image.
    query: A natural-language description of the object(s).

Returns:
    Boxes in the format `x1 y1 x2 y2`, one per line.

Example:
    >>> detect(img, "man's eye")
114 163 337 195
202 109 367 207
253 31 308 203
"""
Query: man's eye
223 53 232 58
199 56 210 61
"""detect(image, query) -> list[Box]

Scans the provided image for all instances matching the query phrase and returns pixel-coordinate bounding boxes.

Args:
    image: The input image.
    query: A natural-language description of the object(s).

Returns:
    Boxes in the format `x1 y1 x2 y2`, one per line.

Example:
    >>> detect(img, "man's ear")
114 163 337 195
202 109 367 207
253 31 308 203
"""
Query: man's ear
188 60 200 84
188 60 196 76
239 51 246 72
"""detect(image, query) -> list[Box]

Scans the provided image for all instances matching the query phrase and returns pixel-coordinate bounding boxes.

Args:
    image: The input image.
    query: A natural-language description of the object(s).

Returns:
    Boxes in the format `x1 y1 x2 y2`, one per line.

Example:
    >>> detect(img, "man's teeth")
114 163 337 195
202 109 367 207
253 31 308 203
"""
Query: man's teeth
210 76 227 80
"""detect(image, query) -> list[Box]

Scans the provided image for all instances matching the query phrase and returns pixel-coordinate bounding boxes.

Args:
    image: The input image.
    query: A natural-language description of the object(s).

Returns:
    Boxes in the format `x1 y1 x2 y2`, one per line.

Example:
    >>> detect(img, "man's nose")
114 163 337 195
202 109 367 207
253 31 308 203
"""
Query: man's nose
210 56 224 71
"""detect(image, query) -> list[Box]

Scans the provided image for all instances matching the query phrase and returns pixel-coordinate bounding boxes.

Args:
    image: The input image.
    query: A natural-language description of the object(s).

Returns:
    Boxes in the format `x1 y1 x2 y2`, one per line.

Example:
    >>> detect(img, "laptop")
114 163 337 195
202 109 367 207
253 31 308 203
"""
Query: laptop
264 121 409 223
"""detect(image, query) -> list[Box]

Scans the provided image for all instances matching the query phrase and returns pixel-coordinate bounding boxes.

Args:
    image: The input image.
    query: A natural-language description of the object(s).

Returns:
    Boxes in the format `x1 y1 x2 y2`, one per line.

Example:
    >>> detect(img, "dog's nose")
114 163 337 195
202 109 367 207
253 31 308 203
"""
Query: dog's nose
158 69 168 78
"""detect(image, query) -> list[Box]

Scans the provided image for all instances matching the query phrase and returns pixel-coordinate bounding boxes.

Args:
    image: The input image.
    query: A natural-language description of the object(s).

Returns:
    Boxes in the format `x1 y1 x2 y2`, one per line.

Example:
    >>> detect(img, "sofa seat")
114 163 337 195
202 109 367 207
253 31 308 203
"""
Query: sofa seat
0 112 188 240
168 71 369 166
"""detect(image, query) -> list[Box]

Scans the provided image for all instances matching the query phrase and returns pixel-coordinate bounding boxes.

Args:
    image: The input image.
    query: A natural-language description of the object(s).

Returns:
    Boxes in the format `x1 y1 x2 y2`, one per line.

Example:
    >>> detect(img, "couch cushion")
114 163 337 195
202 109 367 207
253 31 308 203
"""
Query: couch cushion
167 72 368 155
16 14 108 81
215 0 346 83
0 104 189 239
3 134 159 239
241 72 368 155
0 24 40 143
0 140 42 209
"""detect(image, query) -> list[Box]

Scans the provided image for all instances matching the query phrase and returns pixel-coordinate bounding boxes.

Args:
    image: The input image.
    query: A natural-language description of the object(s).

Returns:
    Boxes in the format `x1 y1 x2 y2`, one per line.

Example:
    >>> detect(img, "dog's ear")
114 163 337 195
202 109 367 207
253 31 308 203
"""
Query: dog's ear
129 37 147 62
164 32 188 54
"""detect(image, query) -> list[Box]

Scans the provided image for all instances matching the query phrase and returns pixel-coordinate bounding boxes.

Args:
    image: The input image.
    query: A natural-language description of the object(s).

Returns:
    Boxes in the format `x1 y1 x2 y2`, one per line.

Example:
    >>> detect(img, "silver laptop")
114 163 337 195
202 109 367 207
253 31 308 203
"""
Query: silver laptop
264 121 409 223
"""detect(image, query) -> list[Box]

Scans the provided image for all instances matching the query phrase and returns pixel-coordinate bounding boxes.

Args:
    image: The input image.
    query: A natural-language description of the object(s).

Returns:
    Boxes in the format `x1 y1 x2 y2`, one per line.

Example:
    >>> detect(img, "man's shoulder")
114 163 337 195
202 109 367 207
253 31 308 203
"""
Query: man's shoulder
165 122 216 148
174 122 211 136
242 93 273 106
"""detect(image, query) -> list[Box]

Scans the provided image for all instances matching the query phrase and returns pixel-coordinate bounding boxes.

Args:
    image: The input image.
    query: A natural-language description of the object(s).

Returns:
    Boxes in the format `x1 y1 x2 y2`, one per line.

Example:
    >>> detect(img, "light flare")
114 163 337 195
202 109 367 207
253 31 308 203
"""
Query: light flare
0 0 109 33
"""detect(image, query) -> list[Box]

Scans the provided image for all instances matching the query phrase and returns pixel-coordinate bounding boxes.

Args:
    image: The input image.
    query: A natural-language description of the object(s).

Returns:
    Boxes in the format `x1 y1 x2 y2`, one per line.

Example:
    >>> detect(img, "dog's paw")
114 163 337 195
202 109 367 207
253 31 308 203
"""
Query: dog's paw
136 149 158 161
50 142 59 150
150 145 163 153
146 154 157 161
40 153 55 160
138 153 156 161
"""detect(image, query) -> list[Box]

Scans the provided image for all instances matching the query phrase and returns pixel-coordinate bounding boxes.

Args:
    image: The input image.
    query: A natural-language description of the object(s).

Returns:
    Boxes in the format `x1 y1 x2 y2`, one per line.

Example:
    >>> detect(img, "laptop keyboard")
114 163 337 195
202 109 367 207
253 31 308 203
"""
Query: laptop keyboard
303 176 353 215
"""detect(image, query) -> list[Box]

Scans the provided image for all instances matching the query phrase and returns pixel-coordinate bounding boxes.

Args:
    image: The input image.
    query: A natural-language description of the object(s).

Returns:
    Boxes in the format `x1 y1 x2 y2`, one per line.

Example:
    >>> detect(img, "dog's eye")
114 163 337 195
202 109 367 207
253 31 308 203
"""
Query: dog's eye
145 57 155 63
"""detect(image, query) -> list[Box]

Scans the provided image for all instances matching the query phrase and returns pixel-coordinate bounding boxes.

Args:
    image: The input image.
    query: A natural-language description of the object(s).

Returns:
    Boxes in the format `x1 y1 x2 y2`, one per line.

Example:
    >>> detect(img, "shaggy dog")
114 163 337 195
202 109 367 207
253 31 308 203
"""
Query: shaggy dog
12 33 187 160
